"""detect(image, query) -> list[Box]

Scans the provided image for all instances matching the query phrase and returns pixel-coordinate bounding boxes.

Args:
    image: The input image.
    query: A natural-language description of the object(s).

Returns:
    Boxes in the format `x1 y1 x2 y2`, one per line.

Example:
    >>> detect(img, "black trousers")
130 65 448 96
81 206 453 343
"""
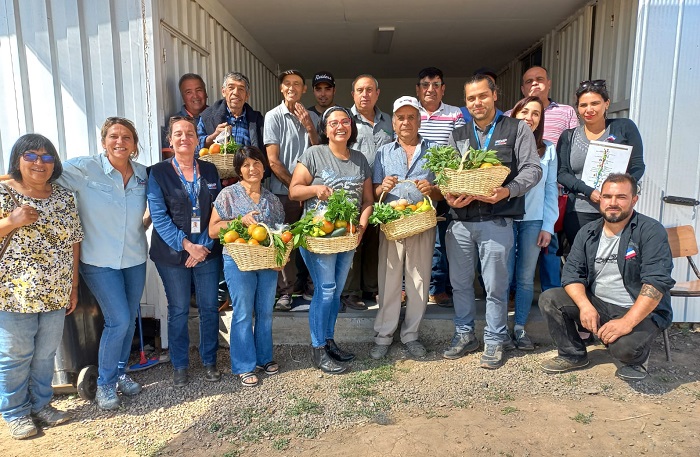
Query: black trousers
538 287 660 365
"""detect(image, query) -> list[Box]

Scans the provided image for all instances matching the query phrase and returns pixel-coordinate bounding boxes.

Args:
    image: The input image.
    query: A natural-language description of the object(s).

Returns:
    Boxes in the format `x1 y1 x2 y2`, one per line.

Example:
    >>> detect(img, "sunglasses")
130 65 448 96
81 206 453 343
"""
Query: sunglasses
327 118 352 129
22 152 56 164
578 79 607 90
419 81 443 89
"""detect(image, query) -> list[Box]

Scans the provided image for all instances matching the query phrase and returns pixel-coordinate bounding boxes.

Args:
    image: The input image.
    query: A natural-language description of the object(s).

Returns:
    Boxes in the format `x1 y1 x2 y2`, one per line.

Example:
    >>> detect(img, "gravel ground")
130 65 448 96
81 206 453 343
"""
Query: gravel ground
5 326 699 456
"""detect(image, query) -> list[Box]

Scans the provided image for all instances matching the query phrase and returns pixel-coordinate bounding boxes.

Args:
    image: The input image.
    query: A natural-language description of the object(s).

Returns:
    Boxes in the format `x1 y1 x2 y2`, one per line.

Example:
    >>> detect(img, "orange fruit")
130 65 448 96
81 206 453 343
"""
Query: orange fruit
247 238 259 245
479 162 494 168
251 226 268 242
234 237 247 244
395 205 406 211
199 147 209 156
210 144 221 154
280 231 293 244
247 223 258 236
223 230 239 243
320 220 334 234
406 204 417 212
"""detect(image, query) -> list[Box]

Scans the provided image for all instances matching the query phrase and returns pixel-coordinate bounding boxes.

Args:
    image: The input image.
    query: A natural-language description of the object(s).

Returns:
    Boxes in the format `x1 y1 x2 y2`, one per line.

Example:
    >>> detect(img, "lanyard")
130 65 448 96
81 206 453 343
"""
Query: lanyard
172 157 200 212
472 113 501 150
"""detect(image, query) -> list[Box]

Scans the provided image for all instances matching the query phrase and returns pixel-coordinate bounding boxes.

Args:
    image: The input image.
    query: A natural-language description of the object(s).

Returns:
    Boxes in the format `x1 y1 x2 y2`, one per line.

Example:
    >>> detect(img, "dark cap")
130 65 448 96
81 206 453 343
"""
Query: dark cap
278 69 305 84
473 66 497 81
312 71 335 87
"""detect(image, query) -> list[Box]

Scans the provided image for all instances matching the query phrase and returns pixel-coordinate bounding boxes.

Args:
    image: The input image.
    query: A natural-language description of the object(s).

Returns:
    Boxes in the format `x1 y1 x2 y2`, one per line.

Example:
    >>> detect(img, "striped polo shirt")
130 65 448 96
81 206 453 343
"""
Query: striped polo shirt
418 102 465 145
505 99 579 144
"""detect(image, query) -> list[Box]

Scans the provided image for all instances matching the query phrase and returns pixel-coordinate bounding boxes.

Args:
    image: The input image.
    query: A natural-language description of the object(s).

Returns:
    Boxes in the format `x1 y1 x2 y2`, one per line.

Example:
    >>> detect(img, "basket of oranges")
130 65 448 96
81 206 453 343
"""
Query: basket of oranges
198 136 241 179
220 219 293 271
370 180 437 241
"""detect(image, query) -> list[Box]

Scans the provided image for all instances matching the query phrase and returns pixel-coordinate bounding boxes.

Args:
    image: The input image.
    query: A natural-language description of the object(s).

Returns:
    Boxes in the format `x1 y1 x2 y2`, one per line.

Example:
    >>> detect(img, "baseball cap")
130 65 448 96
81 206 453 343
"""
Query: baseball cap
393 96 421 113
312 71 335 87
278 69 305 84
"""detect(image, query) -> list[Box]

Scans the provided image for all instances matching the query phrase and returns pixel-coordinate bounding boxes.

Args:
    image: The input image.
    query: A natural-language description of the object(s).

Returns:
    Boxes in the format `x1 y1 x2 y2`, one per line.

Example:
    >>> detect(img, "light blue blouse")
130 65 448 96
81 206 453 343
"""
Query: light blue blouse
57 154 148 269
520 140 558 234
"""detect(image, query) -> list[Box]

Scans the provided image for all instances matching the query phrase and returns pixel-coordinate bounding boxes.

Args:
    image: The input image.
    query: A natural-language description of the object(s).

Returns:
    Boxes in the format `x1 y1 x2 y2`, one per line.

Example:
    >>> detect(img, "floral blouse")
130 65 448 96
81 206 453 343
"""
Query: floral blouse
213 183 285 256
0 183 84 313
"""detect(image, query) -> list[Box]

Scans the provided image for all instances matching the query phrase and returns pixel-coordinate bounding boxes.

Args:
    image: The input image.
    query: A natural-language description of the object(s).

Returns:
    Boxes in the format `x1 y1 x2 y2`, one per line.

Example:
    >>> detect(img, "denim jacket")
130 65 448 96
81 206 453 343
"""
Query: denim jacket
561 211 675 329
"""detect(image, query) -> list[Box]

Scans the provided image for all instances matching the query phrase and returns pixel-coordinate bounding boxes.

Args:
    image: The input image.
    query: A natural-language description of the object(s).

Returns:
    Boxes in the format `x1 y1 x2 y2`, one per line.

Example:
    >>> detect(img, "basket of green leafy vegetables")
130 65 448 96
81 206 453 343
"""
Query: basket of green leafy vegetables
368 180 436 241
424 145 510 196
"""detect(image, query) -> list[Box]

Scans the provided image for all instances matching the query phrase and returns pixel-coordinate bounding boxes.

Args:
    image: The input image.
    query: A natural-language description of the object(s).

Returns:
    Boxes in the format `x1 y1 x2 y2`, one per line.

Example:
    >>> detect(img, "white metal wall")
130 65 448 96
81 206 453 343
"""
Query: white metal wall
631 0 700 322
155 0 278 131
0 0 160 169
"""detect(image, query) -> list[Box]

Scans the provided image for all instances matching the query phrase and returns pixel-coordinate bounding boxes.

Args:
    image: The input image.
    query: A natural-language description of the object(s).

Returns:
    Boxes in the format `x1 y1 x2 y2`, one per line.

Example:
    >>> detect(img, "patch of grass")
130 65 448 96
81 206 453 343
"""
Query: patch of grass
272 438 290 451
562 373 579 386
238 406 261 425
657 374 672 383
134 437 167 457
208 422 222 433
297 424 319 439
258 419 291 436
485 390 515 402
501 406 518 415
693 390 700 400
601 383 613 392
340 398 392 419
426 410 448 418
520 365 534 373
339 364 394 399
217 425 242 438
452 399 470 408
571 412 594 424
222 451 241 457
286 396 324 416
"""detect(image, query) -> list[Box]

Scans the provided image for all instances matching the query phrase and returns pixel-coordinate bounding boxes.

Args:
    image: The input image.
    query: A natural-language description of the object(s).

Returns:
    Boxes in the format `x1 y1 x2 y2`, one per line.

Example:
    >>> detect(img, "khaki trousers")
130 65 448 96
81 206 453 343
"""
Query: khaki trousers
374 227 435 345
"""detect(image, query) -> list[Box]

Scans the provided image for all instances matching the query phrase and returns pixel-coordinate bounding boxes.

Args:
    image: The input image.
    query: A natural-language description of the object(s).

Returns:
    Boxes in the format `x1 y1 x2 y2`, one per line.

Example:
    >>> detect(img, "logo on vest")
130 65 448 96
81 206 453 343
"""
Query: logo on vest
494 139 508 146
207 183 217 190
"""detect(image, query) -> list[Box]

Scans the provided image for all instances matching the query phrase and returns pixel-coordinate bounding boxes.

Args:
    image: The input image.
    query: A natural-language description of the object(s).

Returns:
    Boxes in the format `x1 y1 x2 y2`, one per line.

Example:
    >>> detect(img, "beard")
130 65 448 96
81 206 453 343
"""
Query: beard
601 206 631 223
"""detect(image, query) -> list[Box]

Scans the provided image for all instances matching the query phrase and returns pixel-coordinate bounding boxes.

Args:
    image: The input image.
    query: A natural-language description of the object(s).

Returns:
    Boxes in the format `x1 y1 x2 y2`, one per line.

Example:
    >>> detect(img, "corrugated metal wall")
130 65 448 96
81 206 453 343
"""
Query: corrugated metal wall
156 0 278 131
631 0 700 322
0 0 159 168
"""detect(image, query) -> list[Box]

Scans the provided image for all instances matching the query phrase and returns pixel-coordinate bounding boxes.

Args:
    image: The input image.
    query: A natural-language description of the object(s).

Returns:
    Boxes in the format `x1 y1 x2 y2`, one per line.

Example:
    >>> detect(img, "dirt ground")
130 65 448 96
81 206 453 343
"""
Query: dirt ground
2 327 699 457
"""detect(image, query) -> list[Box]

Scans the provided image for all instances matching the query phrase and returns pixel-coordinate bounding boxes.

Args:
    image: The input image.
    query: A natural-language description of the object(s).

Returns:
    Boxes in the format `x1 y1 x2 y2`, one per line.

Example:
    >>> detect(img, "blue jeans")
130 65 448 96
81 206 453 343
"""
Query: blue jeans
155 258 221 370
430 217 451 295
539 233 561 291
299 247 355 348
445 219 513 345
0 309 65 422
80 262 146 386
222 256 276 374
507 221 542 326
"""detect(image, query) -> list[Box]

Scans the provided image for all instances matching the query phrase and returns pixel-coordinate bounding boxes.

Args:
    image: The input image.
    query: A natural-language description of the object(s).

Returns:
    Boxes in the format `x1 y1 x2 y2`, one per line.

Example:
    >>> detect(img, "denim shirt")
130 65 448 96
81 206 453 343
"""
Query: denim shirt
57 154 148 269
520 141 559 234
373 136 437 204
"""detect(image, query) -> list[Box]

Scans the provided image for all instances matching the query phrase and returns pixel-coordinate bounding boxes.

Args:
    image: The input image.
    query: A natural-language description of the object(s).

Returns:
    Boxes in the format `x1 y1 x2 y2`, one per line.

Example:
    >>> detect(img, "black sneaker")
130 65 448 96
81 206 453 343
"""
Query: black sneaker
514 329 535 351
616 355 649 381
442 332 479 359
480 343 504 369
541 356 590 373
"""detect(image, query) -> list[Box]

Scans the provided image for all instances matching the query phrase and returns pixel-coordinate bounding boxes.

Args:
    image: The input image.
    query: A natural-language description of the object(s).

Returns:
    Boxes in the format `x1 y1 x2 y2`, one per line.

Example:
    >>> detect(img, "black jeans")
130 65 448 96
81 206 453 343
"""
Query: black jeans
563 210 601 246
538 287 660 365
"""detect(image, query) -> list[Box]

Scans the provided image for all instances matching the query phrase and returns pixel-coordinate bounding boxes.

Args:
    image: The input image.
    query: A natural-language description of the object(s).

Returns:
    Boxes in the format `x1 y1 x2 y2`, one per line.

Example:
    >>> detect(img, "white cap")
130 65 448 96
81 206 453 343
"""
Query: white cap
393 96 421 113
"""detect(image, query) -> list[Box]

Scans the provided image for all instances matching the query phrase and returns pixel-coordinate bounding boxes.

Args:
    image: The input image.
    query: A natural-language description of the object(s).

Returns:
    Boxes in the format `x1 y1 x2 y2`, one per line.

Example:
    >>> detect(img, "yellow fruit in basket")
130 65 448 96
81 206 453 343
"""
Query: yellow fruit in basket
334 220 348 229
395 204 406 211
407 204 417 212
247 223 258 236
479 162 494 169
234 237 247 244
210 144 221 154
223 230 239 243
199 147 209 156
320 220 334 234
247 238 259 245
251 226 267 242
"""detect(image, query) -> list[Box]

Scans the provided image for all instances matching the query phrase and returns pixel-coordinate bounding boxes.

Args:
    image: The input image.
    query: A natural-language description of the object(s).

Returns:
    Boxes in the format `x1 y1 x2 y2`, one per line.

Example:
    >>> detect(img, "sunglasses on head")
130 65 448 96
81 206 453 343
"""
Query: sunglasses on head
578 79 607 90
22 152 56 164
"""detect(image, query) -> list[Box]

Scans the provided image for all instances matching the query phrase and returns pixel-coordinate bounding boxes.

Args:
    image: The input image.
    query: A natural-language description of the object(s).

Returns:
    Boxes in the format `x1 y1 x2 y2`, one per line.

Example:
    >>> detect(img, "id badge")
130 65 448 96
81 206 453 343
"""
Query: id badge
191 216 201 234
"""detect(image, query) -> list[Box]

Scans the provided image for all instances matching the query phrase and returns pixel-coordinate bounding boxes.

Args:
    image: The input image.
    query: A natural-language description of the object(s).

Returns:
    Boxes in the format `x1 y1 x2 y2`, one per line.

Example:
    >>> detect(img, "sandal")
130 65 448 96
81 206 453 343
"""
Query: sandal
256 361 279 376
238 372 259 387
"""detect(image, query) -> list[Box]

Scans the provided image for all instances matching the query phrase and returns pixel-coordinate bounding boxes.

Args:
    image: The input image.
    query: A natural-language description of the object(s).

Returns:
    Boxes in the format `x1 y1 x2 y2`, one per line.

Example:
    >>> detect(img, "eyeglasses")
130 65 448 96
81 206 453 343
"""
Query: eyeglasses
22 152 56 164
419 81 443 89
578 79 606 90
327 118 352 128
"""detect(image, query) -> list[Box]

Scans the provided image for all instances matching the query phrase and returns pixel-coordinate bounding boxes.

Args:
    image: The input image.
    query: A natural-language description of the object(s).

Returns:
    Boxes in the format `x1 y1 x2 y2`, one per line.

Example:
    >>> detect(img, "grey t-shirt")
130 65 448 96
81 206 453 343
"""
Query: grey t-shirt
570 125 611 213
263 102 320 195
297 145 372 216
591 231 634 307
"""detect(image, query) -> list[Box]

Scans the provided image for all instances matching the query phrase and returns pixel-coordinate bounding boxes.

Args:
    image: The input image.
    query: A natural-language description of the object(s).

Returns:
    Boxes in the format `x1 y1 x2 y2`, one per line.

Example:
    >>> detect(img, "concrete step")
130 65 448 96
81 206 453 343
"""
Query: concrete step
216 294 551 347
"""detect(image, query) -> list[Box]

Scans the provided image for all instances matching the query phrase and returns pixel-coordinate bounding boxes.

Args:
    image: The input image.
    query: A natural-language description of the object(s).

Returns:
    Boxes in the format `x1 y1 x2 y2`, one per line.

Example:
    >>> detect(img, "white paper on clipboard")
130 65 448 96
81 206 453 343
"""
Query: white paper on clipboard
581 140 632 191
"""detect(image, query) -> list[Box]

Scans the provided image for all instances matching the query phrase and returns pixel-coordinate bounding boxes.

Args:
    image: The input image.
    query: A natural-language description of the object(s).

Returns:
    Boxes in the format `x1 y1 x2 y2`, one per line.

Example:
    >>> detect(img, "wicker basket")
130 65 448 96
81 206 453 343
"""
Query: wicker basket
199 153 237 179
305 228 360 254
438 165 510 197
378 181 437 241
224 224 292 271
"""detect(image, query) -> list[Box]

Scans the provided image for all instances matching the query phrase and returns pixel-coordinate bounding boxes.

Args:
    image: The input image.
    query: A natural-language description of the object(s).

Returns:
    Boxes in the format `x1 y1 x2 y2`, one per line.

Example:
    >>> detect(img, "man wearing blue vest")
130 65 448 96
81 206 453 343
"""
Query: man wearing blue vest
443 74 542 369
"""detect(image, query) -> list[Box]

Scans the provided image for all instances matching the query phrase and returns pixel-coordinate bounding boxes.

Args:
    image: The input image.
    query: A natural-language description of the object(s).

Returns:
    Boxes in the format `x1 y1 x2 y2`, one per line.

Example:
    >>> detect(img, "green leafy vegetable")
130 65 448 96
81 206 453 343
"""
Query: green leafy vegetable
324 189 359 225
424 145 462 186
